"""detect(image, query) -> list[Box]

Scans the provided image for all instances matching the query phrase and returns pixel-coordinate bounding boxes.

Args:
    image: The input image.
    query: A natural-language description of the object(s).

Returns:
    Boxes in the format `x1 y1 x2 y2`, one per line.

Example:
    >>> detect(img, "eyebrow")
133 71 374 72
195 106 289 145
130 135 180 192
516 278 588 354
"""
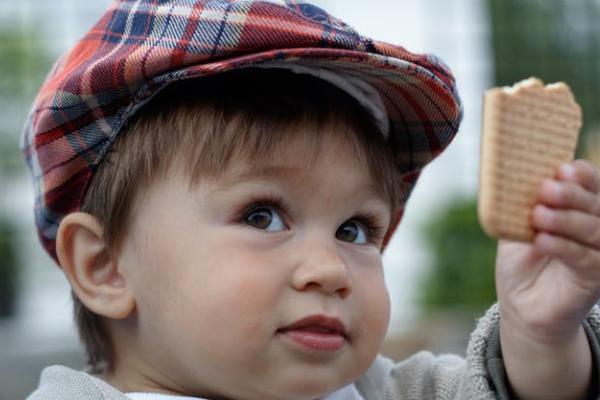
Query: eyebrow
221 165 390 206
232 165 304 181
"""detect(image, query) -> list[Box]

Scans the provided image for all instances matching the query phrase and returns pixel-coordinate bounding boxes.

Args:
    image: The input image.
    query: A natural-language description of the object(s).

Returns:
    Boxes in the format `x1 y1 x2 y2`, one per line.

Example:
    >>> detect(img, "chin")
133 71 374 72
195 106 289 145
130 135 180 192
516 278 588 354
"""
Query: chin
275 372 354 400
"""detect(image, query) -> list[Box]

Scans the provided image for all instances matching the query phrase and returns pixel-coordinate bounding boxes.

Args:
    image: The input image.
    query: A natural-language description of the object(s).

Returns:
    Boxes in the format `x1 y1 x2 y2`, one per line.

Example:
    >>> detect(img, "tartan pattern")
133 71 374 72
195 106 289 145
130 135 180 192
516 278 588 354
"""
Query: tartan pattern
21 0 463 262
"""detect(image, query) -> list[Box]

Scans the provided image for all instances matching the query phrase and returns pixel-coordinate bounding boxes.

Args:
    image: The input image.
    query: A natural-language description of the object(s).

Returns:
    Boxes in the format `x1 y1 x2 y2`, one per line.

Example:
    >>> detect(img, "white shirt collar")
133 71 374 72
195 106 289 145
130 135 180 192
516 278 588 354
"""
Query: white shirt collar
126 383 365 400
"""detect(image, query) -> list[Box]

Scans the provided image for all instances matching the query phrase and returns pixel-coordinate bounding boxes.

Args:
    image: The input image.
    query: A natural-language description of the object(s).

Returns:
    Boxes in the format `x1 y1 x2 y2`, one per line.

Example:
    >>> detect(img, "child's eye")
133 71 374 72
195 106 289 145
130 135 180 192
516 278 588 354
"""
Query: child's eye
243 206 286 232
336 220 369 244
336 214 384 245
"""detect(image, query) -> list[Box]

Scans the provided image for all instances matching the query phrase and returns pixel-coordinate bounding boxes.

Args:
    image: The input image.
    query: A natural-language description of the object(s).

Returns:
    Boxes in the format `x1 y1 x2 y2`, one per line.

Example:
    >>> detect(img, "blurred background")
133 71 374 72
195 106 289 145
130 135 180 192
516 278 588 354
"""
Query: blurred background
0 0 599 398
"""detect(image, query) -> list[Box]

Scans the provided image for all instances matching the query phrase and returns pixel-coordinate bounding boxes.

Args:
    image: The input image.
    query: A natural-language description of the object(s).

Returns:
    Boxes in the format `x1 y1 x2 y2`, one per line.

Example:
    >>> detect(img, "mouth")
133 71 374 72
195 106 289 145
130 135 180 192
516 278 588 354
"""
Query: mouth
277 315 348 352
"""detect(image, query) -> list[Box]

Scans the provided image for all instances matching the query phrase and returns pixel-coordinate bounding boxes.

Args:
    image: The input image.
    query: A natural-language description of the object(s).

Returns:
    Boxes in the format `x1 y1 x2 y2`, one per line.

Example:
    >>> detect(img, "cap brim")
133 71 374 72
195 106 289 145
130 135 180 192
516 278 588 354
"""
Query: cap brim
123 47 463 203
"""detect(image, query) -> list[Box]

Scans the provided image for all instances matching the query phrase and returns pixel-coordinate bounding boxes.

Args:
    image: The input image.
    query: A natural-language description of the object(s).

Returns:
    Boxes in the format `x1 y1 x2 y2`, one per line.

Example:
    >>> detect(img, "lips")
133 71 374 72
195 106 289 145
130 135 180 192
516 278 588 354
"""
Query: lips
277 315 347 351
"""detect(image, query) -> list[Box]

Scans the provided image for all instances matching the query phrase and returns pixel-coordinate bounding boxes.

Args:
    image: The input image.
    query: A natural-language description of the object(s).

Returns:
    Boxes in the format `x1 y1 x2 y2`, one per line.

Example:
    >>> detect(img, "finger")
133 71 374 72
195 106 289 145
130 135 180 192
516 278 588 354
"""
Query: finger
532 205 600 248
534 232 600 276
557 160 600 194
538 179 600 216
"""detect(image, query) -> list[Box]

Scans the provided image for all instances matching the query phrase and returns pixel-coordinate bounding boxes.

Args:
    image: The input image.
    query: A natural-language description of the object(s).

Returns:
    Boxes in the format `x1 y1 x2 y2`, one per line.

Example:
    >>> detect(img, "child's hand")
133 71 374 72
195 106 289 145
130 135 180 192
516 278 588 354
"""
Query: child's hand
495 159 600 399
496 159 600 339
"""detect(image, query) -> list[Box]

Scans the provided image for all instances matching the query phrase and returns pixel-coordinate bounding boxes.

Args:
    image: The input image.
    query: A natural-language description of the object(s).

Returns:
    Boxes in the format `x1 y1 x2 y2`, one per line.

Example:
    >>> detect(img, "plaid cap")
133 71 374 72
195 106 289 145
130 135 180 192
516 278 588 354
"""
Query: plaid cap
21 0 463 263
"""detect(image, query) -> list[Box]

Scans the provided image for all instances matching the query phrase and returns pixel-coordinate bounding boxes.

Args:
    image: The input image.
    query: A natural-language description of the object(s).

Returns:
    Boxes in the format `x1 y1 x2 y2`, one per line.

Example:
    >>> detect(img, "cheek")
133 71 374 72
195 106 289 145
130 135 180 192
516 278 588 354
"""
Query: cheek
132 247 282 374
346 251 390 318
351 262 391 353
165 247 291 378
173 243 287 338
362 273 391 338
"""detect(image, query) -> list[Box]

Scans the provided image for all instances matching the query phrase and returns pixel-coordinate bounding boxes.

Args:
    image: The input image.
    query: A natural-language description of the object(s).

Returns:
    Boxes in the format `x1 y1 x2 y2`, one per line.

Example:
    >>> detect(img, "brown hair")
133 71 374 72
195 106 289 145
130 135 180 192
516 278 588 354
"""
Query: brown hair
76 68 402 372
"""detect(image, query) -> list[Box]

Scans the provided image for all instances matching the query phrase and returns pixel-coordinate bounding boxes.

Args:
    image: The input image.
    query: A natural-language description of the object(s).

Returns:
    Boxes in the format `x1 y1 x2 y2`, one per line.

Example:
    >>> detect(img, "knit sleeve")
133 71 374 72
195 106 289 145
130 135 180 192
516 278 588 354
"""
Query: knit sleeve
355 306 501 399
481 304 600 400
356 304 600 400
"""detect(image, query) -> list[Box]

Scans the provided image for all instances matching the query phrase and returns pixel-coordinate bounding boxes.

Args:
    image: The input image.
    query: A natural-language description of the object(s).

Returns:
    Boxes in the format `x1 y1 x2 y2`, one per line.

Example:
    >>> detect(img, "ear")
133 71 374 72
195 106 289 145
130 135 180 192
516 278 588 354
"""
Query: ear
56 212 135 319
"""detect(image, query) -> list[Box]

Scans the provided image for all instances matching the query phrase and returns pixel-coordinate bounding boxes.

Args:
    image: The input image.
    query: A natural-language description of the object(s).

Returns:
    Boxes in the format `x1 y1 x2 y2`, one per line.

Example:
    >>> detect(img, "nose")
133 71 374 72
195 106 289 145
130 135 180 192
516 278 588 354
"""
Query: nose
291 243 352 299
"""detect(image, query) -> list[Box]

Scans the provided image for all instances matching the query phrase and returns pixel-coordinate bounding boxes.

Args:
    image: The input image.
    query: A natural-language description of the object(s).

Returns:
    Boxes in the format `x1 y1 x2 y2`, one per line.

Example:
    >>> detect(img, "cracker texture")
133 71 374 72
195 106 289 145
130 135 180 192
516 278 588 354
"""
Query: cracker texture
478 78 582 241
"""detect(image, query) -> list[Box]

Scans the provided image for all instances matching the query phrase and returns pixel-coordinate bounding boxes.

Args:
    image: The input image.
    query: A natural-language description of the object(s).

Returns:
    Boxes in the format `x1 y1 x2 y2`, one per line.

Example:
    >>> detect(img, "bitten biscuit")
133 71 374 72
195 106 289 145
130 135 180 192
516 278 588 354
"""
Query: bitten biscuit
478 78 582 241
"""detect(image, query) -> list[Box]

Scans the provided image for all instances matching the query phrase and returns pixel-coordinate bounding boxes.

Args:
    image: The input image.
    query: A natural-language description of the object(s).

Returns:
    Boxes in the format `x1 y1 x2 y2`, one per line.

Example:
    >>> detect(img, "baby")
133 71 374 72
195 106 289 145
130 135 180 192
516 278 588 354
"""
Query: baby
21 1 600 399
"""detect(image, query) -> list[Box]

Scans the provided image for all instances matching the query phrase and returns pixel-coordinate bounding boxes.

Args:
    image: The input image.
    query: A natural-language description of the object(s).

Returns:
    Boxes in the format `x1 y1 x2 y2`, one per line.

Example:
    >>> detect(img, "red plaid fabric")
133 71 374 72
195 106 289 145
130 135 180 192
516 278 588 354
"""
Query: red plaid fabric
21 0 463 263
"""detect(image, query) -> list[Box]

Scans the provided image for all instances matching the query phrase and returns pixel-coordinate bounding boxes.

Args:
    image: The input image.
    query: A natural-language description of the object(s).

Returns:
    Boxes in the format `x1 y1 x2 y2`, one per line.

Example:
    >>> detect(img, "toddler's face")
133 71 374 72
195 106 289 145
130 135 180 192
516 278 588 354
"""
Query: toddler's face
112 131 392 399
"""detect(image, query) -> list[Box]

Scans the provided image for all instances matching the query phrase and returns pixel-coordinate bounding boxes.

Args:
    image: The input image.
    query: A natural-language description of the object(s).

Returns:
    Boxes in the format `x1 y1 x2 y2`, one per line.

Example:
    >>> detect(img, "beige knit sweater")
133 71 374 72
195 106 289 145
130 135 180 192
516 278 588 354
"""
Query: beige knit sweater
28 305 600 400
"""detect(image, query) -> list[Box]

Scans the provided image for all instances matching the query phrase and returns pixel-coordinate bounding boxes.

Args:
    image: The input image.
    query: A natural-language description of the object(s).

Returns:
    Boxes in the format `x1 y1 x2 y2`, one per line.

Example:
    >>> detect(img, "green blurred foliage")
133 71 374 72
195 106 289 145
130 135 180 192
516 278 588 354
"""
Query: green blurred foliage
419 200 497 314
0 135 25 177
487 0 600 154
0 27 53 317
0 30 51 100
0 28 53 176
0 216 18 318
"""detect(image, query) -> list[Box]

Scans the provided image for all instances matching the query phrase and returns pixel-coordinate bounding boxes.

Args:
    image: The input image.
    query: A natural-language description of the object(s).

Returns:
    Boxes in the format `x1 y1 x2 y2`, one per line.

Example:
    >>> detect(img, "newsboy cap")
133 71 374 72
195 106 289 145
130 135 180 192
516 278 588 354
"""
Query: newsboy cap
21 0 462 262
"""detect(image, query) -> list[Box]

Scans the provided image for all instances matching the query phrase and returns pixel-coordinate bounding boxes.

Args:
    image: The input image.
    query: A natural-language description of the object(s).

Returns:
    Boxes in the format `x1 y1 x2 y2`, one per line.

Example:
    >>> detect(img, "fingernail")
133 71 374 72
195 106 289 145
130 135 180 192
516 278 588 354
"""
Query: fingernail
535 206 557 230
560 163 575 178
542 179 560 193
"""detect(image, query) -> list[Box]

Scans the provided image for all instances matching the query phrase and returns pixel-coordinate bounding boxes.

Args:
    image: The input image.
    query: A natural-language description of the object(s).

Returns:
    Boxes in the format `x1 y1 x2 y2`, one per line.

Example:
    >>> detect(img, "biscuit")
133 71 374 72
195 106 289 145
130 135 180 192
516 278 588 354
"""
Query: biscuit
478 78 582 241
